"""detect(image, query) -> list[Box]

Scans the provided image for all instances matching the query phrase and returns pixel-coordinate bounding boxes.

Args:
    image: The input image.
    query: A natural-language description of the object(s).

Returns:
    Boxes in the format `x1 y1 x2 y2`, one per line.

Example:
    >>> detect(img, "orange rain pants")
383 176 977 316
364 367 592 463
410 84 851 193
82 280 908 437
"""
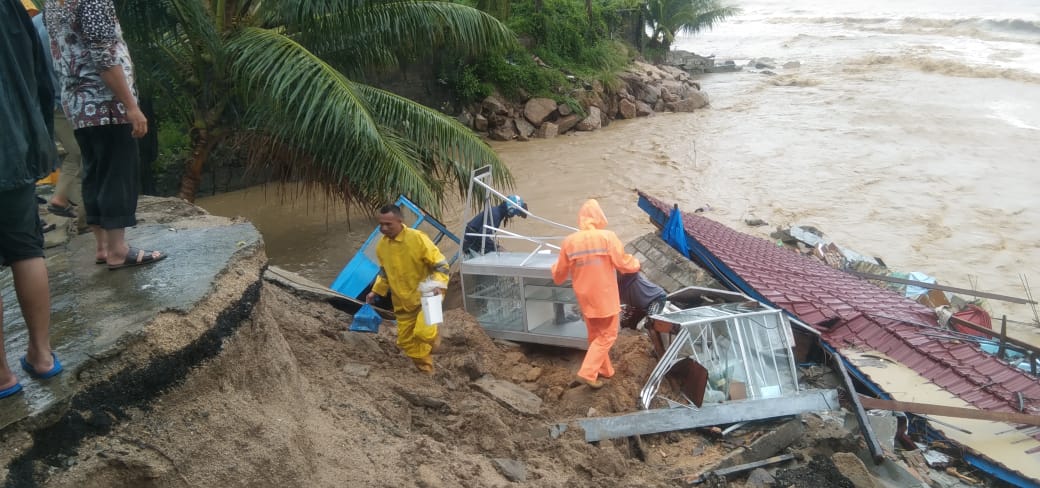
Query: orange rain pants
578 315 620 382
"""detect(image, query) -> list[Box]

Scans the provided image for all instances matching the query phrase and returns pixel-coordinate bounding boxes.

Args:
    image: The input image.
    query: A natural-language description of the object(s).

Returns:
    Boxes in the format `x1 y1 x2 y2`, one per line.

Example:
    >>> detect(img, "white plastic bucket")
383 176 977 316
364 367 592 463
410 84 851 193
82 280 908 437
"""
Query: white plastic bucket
421 293 444 325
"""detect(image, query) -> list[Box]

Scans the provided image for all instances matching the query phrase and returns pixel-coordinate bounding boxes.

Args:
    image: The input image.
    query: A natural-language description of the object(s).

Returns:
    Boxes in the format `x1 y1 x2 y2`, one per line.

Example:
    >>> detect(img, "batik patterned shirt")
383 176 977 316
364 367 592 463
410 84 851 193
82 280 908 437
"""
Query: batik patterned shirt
44 0 136 129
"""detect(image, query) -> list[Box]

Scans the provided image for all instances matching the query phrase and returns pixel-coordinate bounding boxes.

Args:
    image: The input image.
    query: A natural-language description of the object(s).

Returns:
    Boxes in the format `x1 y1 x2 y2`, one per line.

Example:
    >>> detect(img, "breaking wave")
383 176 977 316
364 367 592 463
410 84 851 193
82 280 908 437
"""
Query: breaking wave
769 75 821 87
851 54 1040 84
769 16 1040 44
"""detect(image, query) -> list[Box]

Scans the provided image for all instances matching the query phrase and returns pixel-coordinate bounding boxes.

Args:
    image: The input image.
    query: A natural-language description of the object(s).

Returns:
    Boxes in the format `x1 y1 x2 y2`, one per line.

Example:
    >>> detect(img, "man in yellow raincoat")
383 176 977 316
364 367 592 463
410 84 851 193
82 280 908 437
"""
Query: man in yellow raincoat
366 204 450 373
552 199 640 389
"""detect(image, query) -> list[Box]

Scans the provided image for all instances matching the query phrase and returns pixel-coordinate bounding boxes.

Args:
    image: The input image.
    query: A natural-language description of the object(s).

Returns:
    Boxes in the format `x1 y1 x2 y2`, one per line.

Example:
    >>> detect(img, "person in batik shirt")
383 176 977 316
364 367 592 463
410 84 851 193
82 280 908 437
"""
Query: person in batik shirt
45 0 166 270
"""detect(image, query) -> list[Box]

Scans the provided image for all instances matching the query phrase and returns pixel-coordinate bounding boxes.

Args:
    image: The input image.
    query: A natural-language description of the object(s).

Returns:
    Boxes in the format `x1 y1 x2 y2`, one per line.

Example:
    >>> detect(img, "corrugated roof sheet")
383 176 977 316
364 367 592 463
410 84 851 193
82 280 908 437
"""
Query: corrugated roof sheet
639 191 1040 415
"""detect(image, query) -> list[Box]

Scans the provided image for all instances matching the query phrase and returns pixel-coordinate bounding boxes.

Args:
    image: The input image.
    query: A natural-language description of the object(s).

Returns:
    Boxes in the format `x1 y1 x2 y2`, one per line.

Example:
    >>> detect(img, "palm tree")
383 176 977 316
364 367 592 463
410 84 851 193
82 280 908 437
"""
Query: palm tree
642 0 739 53
117 0 516 210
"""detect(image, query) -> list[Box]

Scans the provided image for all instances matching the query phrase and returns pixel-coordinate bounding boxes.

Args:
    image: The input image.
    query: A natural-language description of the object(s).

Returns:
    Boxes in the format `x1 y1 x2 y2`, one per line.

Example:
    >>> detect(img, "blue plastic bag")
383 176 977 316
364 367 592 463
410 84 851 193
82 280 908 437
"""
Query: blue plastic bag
350 304 382 333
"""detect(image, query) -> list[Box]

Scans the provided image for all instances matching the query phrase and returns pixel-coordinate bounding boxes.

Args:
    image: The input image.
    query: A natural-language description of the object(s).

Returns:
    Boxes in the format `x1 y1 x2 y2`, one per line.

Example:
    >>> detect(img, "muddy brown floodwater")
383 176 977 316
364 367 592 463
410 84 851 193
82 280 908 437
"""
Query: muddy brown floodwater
200 103 1040 348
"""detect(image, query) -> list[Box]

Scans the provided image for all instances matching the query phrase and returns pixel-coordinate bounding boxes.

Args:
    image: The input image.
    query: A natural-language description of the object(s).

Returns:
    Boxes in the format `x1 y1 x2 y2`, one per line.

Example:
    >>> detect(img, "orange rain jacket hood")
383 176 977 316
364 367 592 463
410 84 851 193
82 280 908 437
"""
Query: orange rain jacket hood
552 199 640 318
578 199 608 231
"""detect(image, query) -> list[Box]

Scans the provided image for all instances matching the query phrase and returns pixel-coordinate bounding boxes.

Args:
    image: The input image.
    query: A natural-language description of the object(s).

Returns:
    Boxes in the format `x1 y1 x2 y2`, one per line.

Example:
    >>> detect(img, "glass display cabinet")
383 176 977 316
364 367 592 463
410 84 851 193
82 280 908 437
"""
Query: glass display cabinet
460 252 588 349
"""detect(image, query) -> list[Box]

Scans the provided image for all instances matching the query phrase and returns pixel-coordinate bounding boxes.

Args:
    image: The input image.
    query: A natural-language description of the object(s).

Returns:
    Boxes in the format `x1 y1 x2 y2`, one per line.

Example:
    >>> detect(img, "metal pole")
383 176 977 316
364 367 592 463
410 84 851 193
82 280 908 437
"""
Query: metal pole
472 178 578 232
998 315 1008 360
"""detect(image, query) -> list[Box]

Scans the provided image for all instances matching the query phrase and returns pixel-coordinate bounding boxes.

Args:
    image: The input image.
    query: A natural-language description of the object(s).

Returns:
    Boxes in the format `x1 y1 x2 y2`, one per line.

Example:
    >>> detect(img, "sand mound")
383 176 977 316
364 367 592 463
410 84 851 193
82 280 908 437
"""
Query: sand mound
17 284 728 487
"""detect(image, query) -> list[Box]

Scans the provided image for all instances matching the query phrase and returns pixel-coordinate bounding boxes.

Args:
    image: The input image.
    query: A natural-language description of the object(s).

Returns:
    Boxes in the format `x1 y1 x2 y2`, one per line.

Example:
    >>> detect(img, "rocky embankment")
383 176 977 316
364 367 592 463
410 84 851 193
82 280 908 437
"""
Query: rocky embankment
458 61 710 141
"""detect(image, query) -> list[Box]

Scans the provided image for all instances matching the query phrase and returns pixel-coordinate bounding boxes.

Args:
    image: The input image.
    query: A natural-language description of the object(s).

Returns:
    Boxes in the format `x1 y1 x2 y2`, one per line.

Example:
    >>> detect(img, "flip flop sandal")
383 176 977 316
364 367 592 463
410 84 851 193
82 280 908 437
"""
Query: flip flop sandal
108 246 168 271
0 382 23 400
47 204 77 218
20 352 63 379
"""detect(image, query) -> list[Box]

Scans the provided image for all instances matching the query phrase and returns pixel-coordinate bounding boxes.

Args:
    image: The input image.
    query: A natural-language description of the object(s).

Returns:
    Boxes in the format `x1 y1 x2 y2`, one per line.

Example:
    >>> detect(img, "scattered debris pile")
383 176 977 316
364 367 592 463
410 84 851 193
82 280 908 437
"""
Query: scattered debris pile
771 223 1040 375
638 191 1040 486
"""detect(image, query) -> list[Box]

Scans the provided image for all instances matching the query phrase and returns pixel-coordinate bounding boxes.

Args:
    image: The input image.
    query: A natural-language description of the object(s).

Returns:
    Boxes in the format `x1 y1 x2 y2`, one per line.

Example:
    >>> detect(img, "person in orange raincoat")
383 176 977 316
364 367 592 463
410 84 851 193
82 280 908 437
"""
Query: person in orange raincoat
552 199 640 389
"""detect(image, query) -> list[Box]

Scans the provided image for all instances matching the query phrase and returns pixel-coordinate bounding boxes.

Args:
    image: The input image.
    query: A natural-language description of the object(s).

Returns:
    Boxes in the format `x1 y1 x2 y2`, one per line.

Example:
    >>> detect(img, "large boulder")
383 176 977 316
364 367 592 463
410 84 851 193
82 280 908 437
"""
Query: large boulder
556 114 580 133
481 94 508 116
665 50 716 74
557 102 572 116
667 91 709 112
514 117 535 141
686 90 709 108
488 113 510 129
662 80 689 98
638 84 661 105
536 122 559 139
474 114 488 132
666 99 696 112
635 101 654 117
618 98 637 119
523 97 557 125
489 121 517 141
456 111 473 128
575 106 603 131
660 87 677 104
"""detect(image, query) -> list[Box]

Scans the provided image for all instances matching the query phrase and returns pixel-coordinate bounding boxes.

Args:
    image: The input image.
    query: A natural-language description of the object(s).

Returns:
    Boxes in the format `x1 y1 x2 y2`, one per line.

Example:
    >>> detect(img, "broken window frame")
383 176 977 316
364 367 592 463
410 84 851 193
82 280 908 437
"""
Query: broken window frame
641 303 801 410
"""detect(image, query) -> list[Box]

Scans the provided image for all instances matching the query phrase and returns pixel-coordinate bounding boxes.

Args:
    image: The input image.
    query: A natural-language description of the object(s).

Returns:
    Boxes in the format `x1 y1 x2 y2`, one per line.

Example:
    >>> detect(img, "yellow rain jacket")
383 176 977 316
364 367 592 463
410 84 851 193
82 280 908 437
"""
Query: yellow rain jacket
552 199 640 318
372 227 449 313
21 0 38 16
371 227 449 369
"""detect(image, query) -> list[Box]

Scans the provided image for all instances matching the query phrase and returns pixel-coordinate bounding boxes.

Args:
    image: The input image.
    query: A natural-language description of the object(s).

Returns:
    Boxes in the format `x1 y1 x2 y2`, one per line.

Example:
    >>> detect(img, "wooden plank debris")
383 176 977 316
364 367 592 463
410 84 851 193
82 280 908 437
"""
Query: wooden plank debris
859 396 1040 427
948 316 1040 363
264 265 394 318
687 453 797 485
830 350 885 464
846 270 1037 305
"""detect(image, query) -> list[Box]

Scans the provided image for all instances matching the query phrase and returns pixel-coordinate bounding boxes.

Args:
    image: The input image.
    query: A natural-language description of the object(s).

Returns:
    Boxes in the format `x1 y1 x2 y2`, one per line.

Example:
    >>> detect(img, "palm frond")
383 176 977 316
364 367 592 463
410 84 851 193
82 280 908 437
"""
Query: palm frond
283 1 516 70
643 0 738 43
225 27 506 211
354 84 513 197
118 0 222 60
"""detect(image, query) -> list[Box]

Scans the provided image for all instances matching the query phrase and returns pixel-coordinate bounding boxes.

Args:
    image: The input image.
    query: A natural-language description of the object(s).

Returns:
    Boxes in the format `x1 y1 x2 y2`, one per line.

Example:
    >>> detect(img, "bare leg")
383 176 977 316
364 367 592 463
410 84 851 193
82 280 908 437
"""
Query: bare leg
11 258 54 373
104 227 127 265
92 225 107 263
0 297 16 391
104 227 162 265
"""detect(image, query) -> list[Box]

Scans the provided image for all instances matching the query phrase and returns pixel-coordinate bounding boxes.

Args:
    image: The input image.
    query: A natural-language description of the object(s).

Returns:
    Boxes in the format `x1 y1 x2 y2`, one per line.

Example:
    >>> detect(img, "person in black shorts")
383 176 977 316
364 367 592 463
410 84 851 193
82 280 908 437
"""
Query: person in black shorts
46 0 167 270
1 0 64 401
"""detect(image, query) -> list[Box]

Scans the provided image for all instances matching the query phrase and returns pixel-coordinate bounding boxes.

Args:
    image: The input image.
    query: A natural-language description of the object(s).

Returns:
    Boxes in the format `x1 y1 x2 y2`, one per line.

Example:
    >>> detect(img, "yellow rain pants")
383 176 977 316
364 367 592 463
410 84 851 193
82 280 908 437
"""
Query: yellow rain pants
397 310 438 372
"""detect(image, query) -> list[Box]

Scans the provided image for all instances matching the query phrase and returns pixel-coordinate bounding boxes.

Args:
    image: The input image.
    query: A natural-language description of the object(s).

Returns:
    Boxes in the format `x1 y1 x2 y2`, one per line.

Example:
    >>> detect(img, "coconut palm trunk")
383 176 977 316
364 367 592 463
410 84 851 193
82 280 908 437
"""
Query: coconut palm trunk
177 129 221 201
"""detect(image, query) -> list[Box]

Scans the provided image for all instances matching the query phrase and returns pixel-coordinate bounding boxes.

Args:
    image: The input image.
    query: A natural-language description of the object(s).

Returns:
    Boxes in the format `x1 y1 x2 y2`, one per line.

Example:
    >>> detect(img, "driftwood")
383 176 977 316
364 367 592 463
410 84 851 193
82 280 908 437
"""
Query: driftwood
859 396 1040 427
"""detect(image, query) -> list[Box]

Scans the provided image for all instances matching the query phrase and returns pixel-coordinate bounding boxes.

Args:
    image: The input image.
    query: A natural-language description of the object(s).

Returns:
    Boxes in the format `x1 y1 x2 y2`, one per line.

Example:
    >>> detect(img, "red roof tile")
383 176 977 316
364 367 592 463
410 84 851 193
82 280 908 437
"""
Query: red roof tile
640 192 1040 416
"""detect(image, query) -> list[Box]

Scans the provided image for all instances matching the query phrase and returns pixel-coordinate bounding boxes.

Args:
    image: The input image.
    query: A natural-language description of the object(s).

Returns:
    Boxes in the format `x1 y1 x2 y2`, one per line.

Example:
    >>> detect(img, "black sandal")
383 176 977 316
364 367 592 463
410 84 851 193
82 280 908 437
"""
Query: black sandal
47 203 77 218
107 246 168 270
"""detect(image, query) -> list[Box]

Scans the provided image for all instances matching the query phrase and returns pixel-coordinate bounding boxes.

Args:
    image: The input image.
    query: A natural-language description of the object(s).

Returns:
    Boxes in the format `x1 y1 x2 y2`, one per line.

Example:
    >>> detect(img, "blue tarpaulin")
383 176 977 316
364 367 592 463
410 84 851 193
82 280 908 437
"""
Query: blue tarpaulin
661 204 690 258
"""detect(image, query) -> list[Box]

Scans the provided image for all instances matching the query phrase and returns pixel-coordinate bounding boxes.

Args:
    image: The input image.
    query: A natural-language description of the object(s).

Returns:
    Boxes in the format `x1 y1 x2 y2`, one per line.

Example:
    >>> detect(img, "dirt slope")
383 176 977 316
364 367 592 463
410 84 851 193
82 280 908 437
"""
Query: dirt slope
25 284 724 487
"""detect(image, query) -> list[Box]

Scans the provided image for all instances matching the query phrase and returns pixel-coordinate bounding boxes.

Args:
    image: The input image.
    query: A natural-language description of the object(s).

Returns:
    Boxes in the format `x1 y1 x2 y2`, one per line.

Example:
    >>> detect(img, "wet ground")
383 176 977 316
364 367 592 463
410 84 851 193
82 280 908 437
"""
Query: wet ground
0 214 261 431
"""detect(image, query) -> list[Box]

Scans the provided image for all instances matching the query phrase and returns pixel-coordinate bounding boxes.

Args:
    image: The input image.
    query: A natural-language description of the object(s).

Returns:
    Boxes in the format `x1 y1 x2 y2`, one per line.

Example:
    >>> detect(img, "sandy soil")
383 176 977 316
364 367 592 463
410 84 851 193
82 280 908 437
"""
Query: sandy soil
20 283 732 488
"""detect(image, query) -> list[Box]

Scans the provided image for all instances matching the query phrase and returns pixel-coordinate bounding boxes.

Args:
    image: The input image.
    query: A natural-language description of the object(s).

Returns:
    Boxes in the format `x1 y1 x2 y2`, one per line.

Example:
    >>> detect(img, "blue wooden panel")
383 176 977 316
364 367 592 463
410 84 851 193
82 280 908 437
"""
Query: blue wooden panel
330 228 383 298
330 195 460 300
